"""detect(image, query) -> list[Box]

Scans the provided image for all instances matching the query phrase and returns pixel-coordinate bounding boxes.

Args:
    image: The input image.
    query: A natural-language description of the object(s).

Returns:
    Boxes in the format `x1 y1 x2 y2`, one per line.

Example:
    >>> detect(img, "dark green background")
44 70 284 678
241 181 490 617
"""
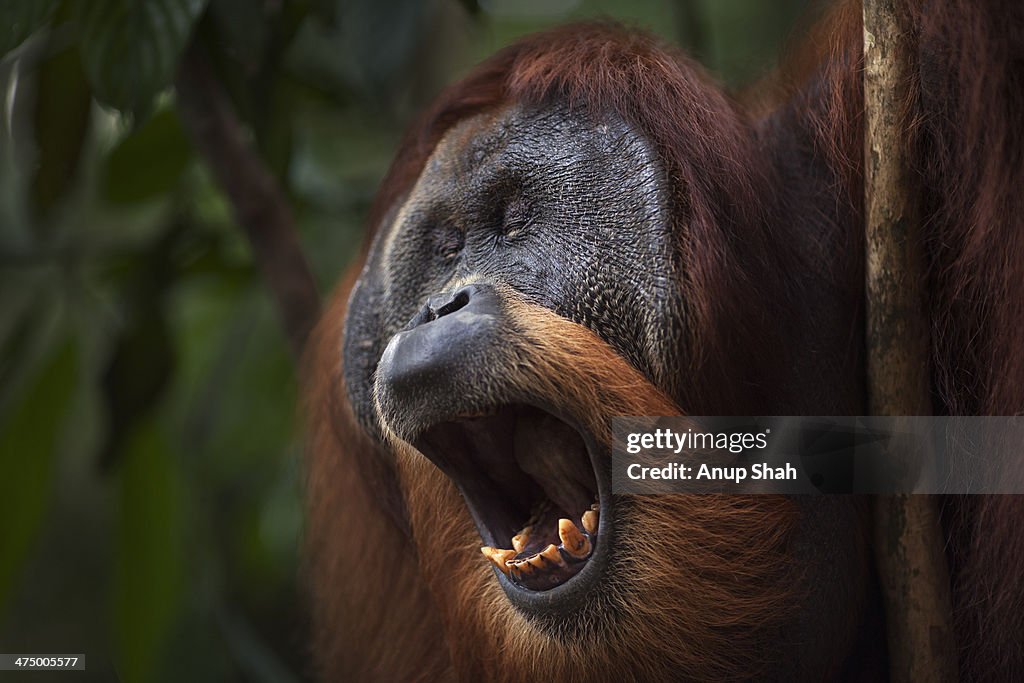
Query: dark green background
0 1 810 680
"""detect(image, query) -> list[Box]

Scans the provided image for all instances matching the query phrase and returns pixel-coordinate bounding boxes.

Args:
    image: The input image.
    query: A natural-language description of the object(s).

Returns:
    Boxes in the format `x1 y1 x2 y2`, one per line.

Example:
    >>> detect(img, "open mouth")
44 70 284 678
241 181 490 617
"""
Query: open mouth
413 404 604 594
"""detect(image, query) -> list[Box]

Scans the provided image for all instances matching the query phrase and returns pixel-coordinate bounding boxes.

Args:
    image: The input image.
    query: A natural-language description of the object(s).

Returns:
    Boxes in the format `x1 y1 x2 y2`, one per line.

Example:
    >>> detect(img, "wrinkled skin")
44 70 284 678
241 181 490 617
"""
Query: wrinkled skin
344 104 686 430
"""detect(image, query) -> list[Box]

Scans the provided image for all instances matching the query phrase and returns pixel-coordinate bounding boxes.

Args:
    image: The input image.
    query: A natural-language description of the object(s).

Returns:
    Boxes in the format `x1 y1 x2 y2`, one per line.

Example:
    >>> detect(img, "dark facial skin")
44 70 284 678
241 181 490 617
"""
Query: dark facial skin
344 103 686 434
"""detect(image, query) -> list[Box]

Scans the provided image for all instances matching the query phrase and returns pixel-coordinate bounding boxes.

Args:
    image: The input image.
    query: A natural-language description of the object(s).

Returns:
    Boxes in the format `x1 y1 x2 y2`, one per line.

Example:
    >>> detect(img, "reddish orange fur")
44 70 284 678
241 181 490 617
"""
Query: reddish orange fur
303 274 452 681
307 2 1024 680
375 295 814 681
908 2 1024 677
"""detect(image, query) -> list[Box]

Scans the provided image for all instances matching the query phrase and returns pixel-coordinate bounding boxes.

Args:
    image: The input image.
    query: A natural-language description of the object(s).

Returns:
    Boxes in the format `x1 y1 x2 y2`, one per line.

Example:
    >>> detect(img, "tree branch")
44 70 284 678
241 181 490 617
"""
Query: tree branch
174 40 320 361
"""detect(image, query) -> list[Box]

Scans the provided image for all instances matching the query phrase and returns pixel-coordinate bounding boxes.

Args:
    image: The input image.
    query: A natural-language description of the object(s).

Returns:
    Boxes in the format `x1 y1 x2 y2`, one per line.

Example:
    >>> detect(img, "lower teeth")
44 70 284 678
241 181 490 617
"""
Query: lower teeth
480 505 598 586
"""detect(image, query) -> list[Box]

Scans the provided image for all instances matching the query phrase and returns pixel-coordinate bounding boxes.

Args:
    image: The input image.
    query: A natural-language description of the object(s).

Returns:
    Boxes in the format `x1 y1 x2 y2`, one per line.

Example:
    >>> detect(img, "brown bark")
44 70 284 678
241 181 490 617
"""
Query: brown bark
863 1 956 681
174 42 320 361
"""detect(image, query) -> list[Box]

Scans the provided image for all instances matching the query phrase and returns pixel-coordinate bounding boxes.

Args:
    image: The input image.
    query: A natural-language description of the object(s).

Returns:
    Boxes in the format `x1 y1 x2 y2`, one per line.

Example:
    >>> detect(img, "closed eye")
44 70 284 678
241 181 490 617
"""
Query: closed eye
502 197 536 240
434 224 465 259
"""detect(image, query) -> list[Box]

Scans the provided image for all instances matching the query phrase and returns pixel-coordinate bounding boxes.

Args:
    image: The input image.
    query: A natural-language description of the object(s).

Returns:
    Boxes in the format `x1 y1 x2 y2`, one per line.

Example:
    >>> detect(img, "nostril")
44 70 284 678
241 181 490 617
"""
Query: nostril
433 288 472 318
405 285 480 331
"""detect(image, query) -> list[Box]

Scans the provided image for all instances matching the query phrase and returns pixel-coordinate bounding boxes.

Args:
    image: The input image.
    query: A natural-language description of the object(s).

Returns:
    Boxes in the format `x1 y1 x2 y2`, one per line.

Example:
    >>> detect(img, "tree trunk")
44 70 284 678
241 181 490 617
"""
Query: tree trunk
863 1 957 681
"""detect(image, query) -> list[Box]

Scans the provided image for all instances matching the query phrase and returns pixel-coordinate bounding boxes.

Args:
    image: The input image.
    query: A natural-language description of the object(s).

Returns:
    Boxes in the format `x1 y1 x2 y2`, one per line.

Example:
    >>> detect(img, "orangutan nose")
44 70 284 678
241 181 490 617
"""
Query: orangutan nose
404 284 480 330
374 283 505 437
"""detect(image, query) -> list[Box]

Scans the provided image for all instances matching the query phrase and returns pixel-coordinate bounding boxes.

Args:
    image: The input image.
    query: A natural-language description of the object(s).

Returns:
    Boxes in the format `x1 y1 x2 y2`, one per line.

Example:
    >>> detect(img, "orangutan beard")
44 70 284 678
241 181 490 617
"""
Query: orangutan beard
393 438 830 682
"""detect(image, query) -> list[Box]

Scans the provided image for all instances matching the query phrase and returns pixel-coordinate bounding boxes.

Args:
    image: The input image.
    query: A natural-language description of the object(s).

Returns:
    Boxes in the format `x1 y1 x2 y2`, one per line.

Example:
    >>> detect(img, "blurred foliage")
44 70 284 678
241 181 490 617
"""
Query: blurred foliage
0 0 808 680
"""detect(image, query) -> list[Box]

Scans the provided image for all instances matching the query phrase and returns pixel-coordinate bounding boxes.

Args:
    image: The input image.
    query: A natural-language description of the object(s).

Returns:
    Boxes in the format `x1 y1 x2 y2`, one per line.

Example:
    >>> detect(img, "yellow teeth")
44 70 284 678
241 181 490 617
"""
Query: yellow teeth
539 543 567 567
558 518 592 558
507 557 538 579
511 528 531 554
484 503 600 586
480 546 516 575
508 544 564 573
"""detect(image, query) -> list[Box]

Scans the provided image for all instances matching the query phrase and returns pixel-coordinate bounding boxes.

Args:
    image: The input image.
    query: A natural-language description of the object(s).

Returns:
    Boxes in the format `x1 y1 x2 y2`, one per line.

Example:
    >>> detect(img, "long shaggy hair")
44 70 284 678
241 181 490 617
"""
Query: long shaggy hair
306 1 1024 680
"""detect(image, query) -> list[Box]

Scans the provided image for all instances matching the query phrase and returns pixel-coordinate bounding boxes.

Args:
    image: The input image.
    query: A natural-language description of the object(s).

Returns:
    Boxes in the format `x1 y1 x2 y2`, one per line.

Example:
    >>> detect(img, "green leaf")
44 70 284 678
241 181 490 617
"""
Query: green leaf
30 43 92 224
78 0 210 118
0 340 77 612
102 108 192 204
0 0 61 57
115 422 185 683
